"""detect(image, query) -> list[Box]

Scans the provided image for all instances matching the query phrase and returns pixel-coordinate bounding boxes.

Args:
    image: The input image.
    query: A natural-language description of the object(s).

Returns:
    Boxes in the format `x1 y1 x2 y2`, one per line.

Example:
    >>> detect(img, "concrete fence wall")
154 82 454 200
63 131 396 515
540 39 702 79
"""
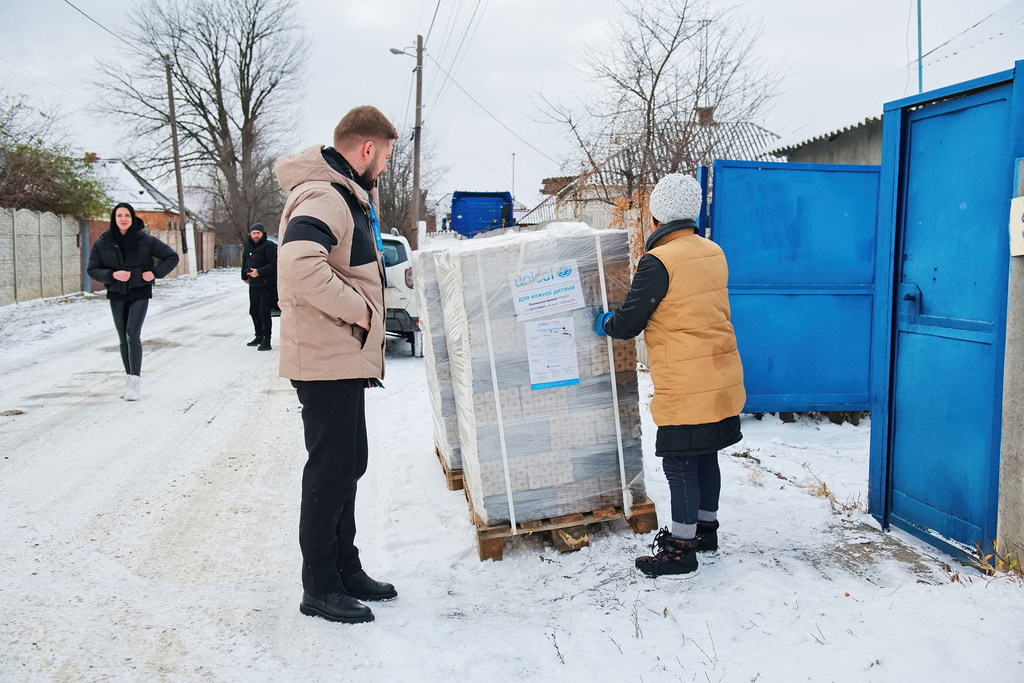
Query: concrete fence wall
0 208 82 306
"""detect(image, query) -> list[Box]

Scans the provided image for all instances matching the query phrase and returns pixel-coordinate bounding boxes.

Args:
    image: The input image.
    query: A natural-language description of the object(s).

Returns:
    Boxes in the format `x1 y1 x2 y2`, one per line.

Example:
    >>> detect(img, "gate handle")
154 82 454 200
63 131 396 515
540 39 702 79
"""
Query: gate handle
902 293 916 301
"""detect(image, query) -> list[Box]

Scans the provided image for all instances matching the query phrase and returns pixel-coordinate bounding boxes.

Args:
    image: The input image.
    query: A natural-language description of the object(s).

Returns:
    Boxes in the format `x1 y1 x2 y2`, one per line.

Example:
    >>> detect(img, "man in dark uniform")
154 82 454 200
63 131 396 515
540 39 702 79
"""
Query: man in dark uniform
241 222 277 350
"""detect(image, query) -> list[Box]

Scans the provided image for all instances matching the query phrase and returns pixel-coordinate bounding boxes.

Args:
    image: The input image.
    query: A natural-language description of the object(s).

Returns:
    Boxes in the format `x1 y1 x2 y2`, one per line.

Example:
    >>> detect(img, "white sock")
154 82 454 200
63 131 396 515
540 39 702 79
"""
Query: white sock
671 522 696 540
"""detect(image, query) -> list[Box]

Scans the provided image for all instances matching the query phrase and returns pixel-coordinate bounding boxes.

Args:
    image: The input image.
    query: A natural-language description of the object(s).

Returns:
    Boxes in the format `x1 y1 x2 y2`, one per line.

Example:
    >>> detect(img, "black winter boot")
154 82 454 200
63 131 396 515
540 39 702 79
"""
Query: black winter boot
246 335 261 347
636 528 698 578
696 519 719 552
257 336 271 351
299 591 374 623
342 570 397 601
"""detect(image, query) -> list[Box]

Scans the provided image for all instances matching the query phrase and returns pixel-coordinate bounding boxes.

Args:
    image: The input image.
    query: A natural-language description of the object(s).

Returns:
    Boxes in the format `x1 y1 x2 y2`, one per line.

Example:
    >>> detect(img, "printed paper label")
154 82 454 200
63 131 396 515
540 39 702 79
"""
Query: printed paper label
525 318 580 390
1010 196 1024 257
510 260 585 320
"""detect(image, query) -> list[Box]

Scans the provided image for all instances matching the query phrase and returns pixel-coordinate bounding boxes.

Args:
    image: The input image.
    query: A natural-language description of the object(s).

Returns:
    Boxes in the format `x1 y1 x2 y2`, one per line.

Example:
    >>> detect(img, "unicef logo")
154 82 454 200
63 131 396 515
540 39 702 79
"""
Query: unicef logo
558 266 573 278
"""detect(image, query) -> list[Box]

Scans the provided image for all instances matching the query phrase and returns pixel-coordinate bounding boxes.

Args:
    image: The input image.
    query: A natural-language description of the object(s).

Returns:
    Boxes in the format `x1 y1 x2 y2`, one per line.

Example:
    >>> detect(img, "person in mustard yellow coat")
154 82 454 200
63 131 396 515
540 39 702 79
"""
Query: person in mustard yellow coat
596 173 745 578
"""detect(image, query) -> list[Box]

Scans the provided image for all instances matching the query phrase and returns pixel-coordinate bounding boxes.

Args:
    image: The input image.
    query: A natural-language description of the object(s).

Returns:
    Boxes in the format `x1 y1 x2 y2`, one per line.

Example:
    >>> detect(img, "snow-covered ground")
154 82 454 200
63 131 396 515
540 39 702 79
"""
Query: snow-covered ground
1 268 1021 681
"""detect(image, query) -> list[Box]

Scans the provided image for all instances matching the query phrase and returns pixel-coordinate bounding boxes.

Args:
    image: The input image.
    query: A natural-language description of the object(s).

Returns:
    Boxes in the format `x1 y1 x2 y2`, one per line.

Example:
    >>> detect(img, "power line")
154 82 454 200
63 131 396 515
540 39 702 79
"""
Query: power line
401 67 416 131
425 1 463 106
423 0 473 111
428 0 487 115
61 0 121 41
920 1 1020 60
0 55 90 104
775 2 1023 144
424 0 443 48
425 53 560 166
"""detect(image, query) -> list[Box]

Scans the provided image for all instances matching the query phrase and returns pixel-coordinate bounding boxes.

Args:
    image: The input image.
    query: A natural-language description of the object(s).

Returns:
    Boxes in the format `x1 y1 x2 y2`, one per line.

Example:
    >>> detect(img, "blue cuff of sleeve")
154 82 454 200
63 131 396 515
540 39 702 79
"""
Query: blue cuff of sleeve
595 311 614 336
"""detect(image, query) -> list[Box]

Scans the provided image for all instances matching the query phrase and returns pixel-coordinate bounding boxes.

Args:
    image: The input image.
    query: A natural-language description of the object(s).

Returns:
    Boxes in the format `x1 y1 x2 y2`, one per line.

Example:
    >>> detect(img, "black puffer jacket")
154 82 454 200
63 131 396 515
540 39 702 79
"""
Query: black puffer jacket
242 233 278 288
87 204 180 301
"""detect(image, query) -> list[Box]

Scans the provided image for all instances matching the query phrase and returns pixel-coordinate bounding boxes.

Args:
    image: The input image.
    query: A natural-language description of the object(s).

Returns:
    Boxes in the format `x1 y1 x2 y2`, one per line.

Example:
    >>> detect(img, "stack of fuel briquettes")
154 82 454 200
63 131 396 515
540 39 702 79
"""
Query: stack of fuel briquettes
414 247 462 475
424 223 646 527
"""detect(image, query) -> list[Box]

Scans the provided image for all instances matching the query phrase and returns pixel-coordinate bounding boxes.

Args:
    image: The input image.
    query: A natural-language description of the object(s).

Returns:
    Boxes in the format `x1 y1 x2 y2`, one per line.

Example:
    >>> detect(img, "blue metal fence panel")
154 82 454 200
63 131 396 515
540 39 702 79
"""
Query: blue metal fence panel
867 108 904 518
710 159 880 413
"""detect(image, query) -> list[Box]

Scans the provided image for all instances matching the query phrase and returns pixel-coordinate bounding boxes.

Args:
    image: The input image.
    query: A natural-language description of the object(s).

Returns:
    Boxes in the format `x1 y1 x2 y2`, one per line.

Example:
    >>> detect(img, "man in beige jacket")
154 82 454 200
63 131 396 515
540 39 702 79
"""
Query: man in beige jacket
275 105 398 624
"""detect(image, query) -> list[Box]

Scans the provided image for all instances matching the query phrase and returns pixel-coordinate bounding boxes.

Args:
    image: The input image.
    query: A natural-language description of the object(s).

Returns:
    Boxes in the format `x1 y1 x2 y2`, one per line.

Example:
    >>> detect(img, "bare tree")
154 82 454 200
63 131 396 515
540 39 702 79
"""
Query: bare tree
542 0 780 232
96 0 306 243
376 128 445 249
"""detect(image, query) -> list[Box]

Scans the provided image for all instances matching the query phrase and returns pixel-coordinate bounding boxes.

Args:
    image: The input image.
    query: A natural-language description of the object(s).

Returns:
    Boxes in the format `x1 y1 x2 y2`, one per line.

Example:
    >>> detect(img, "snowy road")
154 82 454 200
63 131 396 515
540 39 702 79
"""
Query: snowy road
1 269 1022 681
0 275 308 677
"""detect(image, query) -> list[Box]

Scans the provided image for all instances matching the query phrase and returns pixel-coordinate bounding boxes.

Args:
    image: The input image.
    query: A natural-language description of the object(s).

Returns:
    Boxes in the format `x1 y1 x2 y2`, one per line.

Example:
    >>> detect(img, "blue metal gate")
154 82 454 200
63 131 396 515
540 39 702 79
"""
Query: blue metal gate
869 63 1024 553
711 160 880 413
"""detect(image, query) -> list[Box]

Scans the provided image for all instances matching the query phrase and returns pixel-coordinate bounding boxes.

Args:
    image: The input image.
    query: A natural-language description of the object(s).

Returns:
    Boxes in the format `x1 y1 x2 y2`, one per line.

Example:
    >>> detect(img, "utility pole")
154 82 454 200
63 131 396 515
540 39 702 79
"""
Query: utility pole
390 35 424 245
162 54 190 267
412 33 423 240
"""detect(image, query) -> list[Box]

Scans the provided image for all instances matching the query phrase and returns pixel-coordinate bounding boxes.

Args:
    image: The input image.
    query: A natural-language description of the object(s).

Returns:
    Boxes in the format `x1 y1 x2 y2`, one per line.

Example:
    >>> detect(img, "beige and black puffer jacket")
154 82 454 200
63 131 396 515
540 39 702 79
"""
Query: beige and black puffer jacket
274 145 386 381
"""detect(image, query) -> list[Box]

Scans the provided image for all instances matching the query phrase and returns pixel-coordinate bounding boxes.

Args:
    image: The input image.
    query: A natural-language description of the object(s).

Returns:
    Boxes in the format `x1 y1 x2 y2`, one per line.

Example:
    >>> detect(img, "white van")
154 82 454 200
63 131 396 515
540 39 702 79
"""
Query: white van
381 231 423 357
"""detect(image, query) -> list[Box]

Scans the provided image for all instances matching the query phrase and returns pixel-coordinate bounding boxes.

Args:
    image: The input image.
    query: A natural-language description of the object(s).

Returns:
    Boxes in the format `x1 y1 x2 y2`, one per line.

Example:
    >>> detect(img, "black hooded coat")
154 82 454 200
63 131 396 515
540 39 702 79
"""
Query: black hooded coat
87 203 180 300
241 230 278 288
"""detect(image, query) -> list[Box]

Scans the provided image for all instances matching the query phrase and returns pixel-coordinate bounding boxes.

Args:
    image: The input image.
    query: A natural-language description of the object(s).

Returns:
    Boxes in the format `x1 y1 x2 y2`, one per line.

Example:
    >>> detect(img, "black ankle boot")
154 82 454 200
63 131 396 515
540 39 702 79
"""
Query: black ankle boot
299 591 374 623
696 520 719 552
342 570 397 601
257 336 271 351
246 335 261 347
635 528 698 577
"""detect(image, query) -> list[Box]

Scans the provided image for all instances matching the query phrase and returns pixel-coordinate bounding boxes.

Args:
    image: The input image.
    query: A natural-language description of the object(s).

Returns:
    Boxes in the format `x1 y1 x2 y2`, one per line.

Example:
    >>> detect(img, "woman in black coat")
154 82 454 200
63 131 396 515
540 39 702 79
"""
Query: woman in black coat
241 222 277 350
87 202 179 400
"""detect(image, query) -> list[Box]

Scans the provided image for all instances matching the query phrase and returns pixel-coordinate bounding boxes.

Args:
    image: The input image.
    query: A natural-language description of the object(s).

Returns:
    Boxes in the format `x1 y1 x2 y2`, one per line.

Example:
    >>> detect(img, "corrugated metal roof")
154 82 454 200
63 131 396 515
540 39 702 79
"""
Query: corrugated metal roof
769 116 882 155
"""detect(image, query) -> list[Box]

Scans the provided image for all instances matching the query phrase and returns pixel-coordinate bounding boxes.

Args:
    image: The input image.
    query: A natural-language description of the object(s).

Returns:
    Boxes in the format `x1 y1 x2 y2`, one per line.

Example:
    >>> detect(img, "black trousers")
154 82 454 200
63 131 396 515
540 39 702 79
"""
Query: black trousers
248 286 274 338
292 379 368 596
109 298 149 376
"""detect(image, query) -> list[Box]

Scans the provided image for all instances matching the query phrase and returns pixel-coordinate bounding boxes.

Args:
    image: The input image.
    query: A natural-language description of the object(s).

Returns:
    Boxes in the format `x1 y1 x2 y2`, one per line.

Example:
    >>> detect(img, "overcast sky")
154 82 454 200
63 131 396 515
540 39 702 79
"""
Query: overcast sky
1 0 1020 213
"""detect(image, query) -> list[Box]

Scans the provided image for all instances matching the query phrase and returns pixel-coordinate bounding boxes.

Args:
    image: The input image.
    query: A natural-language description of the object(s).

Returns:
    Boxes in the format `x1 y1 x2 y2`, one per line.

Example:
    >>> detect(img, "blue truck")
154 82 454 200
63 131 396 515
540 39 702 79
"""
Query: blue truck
450 191 515 238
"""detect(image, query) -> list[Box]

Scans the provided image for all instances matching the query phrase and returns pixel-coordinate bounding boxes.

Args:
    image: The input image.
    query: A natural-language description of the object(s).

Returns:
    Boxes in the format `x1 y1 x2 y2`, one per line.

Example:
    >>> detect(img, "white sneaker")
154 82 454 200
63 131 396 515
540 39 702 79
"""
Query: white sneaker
120 375 131 398
124 375 141 401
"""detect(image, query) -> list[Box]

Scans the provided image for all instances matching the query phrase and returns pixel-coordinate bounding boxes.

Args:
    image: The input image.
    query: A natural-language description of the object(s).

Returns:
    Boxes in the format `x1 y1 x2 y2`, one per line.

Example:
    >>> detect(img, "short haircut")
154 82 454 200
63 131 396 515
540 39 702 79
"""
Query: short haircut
333 106 398 149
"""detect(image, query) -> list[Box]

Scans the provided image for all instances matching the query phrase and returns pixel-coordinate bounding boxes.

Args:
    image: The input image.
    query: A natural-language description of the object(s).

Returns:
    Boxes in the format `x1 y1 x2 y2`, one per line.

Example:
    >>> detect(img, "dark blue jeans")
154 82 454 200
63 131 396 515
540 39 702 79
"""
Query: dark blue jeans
109 298 149 376
661 452 721 525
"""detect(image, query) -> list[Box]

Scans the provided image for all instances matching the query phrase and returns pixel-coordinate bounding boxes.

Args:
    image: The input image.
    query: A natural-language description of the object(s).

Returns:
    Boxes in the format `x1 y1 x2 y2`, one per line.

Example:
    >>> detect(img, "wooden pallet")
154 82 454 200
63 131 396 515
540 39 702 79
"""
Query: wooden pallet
469 494 658 561
434 446 464 491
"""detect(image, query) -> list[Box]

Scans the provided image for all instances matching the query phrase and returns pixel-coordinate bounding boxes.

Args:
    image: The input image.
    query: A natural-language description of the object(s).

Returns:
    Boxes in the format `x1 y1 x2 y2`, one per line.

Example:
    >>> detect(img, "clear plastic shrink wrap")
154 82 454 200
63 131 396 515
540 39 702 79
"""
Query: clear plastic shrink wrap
413 245 462 473
433 223 646 527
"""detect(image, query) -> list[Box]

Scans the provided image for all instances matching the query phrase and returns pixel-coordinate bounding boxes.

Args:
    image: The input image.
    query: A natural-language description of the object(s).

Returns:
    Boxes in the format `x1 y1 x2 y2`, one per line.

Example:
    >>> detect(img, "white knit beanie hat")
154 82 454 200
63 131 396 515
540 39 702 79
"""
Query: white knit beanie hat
648 174 702 224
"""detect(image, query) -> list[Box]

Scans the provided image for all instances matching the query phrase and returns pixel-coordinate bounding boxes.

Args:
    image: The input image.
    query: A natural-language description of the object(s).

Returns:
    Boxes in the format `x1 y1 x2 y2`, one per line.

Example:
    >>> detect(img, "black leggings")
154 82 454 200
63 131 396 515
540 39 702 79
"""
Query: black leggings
109 299 149 376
